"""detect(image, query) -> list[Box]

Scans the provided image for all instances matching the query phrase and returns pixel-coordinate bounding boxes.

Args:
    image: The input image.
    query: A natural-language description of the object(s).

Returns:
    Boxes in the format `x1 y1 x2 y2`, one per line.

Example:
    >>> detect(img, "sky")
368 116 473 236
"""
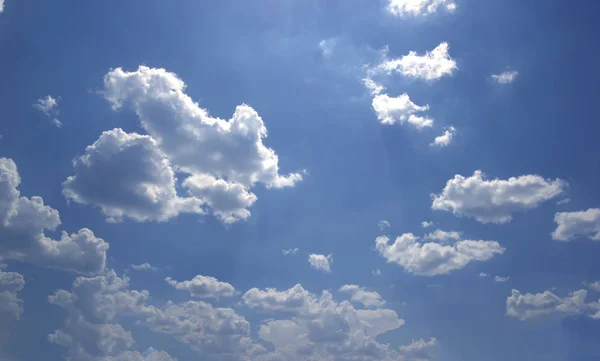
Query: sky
1 0 600 360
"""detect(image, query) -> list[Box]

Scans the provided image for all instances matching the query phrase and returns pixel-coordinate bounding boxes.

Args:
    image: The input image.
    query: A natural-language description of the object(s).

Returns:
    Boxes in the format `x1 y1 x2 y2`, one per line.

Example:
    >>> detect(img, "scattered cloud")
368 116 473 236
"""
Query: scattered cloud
130 263 158 272
423 229 461 242
399 337 438 360
506 288 600 321
0 158 108 275
372 93 434 128
376 233 504 276
586 281 600 292
494 276 510 283
0 267 24 323
362 77 385 96
421 221 434 228
0 0 4 13
282 248 299 256
491 70 519 84
552 208 600 241
339 285 386 308
373 269 381 276
318 38 337 58
479 272 490 277
33 95 62 127
165 275 235 299
379 42 457 81
557 198 571 205
431 126 456 147
378 220 391 231
308 254 333 273
387 0 456 17
432 170 566 223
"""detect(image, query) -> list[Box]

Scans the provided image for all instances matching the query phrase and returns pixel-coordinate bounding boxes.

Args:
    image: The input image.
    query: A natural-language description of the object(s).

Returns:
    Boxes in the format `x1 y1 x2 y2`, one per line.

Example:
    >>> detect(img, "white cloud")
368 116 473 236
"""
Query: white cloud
0 0 4 13
63 128 204 223
376 233 504 276
165 275 235 299
431 126 456 147
494 276 510 283
319 38 337 58
387 0 456 17
378 220 391 231
432 170 566 223
362 77 385 96
557 198 571 205
421 221 434 228
130 263 158 272
379 42 457 81
0 267 24 323
339 285 386 308
308 254 333 273
372 93 433 128
552 208 600 241
373 269 381 276
399 337 437 352
423 229 461 242
282 248 299 256
479 272 490 277
67 66 302 224
52 118 63 128
491 70 519 84
33 95 59 116
0 158 108 275
587 281 600 292
506 288 600 321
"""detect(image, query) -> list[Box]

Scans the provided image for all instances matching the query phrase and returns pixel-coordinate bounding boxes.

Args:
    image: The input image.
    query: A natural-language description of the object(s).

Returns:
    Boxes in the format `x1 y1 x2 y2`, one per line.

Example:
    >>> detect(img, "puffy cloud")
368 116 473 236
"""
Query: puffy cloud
243 284 314 313
376 233 504 276
308 254 333 273
379 43 457 81
552 208 600 241
33 95 62 127
282 248 299 256
432 170 566 223
372 93 433 128
130 263 158 272
0 267 24 322
423 229 461 242
339 285 385 308
431 126 456 147
491 70 519 84
165 275 235 299
63 129 204 223
0 0 4 13
378 220 391 231
506 289 600 321
587 281 600 292
362 77 385 96
421 221 434 228
387 0 456 17
0 158 108 275
494 276 510 283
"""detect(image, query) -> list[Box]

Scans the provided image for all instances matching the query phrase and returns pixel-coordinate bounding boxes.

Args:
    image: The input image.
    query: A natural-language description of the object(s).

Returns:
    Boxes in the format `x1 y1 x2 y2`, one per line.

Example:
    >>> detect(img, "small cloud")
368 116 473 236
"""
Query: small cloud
494 276 510 283
373 269 381 276
130 263 158 272
362 77 385 96
308 253 333 273
479 272 490 277
557 198 571 205
378 220 391 231
34 95 59 116
52 119 63 128
491 70 518 84
282 248 299 256
421 221 434 228
431 126 456 147
585 281 600 292
319 38 337 58
387 0 456 17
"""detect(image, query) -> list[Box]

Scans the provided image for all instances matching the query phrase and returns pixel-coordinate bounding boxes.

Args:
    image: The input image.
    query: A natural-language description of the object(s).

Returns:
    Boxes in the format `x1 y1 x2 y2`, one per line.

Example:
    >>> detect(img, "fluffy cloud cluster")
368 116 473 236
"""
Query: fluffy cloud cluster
491 70 519 84
432 170 566 223
552 208 600 241
165 275 235 299
506 288 600 321
431 126 456 147
379 43 457 81
0 266 24 323
0 158 108 275
387 0 456 17
65 66 302 224
308 254 333 273
376 233 504 276
372 93 434 128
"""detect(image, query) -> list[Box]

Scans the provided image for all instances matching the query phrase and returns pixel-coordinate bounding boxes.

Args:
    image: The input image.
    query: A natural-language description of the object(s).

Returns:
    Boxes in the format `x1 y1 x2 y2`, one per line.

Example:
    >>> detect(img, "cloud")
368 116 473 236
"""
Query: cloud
506 288 600 321
378 220 391 231
0 158 108 275
432 170 566 223
339 285 386 308
318 38 337 58
33 95 62 127
491 70 519 84
282 248 299 256
387 0 456 17
431 126 456 147
376 233 504 276
372 93 434 128
379 42 457 81
63 128 204 223
373 269 381 276
66 66 301 224
308 254 333 273
552 208 600 241
130 263 158 272
165 275 235 299
423 229 461 242
494 276 510 283
421 221 434 228
0 0 4 13
557 198 571 205
398 337 438 360
0 267 24 323
479 272 490 277
362 77 385 96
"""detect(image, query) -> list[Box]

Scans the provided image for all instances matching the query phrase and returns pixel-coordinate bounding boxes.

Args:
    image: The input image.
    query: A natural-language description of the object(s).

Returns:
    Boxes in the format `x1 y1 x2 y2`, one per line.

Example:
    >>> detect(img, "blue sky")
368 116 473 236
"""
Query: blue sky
1 0 600 360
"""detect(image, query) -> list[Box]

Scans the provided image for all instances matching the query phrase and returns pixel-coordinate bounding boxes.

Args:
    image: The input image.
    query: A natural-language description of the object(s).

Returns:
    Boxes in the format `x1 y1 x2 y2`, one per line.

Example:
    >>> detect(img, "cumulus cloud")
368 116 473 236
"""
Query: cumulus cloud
282 248 299 256
506 288 600 321
130 263 158 272
165 275 235 299
387 0 456 16
0 158 108 275
552 208 600 241
376 233 504 276
423 229 461 242
0 267 24 323
33 95 62 127
308 254 333 273
68 66 302 224
586 281 600 292
431 126 456 147
421 221 434 228
379 42 457 81
491 70 519 84
339 285 385 308
372 93 434 128
432 170 566 223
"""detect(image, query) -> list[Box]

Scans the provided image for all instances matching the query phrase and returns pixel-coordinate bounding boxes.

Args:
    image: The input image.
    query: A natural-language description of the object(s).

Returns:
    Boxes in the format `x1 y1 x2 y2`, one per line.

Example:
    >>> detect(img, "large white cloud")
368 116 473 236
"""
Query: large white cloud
376 233 504 276
432 170 566 223
0 158 108 274
379 42 457 81
506 289 600 321
387 0 456 17
372 93 434 128
552 208 600 241
165 275 235 299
